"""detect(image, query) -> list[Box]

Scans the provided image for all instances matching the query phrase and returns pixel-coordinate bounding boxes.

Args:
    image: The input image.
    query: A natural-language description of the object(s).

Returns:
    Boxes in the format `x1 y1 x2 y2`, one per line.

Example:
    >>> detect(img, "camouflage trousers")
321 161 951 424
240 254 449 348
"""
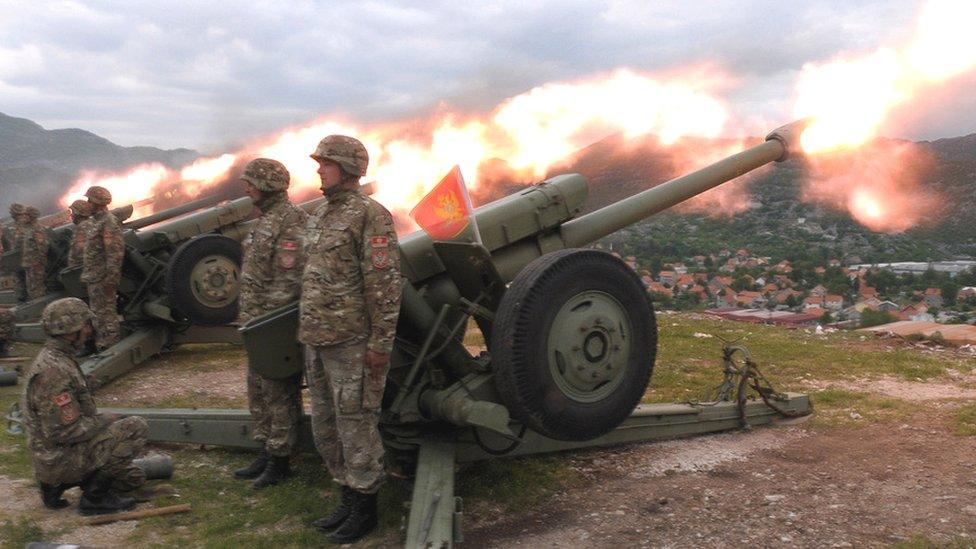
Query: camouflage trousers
304 341 386 493
13 270 27 302
87 280 120 349
24 266 45 301
33 415 148 491
246 370 302 457
0 307 12 339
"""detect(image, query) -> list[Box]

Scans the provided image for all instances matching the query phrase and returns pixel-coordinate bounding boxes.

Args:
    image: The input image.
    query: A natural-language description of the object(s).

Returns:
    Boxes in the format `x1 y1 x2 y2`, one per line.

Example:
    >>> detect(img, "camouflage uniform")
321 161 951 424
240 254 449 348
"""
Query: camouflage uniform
8 204 28 301
21 208 49 301
300 187 402 494
0 306 12 344
238 161 307 458
67 200 93 269
82 205 125 349
22 299 147 491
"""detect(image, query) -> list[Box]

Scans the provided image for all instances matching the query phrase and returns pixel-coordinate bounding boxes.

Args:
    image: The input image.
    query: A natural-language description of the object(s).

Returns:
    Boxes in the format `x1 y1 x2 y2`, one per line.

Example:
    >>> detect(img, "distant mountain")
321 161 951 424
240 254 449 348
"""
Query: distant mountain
0 112 198 216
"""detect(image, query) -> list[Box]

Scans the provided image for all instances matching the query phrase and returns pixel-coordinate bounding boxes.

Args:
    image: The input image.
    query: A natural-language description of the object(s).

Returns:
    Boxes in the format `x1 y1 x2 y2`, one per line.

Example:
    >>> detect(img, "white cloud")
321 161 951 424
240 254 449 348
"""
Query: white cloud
0 0 968 151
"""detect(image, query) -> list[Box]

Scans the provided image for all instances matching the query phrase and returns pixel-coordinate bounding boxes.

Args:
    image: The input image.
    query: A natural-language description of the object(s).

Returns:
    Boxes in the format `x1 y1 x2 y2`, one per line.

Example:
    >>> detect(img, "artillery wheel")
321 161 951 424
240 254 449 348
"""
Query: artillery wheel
491 249 656 441
166 234 242 326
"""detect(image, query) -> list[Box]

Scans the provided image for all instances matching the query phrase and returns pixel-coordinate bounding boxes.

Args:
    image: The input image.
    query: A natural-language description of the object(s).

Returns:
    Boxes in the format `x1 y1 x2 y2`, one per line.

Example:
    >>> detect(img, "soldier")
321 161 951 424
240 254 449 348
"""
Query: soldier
0 306 12 358
7 203 28 302
22 297 148 515
300 135 403 543
21 206 50 301
67 200 94 269
82 186 125 351
232 158 307 489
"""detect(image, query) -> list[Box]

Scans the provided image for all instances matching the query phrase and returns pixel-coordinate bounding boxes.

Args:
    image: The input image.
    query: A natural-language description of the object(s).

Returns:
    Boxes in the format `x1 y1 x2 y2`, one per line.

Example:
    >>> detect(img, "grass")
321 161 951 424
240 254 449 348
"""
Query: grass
0 518 45 549
1 313 973 546
894 534 976 549
951 404 976 436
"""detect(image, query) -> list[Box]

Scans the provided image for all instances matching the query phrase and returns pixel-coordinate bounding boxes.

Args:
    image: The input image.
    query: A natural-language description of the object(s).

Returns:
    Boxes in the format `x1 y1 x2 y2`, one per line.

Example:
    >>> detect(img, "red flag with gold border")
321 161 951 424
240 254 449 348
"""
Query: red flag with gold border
410 166 475 240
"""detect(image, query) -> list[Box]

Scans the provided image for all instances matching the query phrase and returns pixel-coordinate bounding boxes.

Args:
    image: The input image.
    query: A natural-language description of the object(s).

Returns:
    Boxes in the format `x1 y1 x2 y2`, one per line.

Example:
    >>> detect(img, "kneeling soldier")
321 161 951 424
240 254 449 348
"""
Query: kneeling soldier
22 298 149 515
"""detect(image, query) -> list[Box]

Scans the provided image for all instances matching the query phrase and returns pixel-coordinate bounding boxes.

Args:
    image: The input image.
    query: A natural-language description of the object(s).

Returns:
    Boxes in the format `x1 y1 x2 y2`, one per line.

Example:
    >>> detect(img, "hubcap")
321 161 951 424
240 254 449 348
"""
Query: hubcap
547 290 631 403
189 255 240 308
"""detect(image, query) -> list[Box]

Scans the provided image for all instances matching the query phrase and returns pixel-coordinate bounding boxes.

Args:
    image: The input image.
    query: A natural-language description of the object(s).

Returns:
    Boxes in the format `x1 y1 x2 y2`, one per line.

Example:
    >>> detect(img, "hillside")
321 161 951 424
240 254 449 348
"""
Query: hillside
551 132 976 263
0 112 198 215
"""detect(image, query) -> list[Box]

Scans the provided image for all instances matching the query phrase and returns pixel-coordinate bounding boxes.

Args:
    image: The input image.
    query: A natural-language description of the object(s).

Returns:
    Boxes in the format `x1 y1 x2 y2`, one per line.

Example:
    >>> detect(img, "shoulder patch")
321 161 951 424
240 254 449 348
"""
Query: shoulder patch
280 240 299 250
371 236 389 248
53 392 72 407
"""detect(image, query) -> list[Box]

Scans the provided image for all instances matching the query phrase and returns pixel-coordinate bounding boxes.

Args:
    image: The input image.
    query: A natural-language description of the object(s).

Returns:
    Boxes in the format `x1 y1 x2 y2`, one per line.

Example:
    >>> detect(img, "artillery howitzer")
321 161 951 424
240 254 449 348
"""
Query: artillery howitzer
96 120 813 547
0 204 138 308
7 194 329 385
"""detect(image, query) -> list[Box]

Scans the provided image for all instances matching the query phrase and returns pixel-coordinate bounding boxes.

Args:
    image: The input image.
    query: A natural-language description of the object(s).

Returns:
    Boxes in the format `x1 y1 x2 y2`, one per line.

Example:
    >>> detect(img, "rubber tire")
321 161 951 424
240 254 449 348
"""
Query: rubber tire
166 234 242 326
491 249 657 441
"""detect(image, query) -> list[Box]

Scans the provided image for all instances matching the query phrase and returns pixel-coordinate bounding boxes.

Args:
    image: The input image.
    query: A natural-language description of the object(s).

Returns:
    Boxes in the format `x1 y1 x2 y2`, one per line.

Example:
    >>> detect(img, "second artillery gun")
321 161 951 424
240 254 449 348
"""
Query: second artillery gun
99 120 814 547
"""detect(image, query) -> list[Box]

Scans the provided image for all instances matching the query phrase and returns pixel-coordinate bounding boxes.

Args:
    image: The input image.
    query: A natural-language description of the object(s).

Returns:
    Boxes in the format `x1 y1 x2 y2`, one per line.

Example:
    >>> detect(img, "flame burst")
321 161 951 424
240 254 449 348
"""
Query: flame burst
59 68 733 224
792 0 975 232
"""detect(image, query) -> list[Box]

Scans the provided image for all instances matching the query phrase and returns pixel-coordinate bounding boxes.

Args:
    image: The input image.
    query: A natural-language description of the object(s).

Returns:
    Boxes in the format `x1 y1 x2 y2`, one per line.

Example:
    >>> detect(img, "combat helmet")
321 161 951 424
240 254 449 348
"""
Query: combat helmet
9 203 25 217
241 158 290 192
69 199 93 218
310 135 369 178
85 186 112 206
42 297 94 336
25 206 40 220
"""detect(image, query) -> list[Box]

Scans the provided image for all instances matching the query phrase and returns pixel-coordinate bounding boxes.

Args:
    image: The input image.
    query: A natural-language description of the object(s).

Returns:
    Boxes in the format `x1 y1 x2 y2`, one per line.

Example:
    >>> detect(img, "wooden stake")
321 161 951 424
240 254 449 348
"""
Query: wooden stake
87 503 191 525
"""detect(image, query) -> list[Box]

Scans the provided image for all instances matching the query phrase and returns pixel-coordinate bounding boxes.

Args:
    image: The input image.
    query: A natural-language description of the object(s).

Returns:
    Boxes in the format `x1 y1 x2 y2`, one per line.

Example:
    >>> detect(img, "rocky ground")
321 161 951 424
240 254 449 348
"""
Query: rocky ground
465 381 976 548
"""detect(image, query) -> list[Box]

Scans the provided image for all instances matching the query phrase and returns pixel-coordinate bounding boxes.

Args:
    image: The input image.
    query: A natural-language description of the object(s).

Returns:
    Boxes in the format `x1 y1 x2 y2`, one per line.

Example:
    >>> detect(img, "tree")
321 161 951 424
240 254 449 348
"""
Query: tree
860 309 895 328
819 311 833 324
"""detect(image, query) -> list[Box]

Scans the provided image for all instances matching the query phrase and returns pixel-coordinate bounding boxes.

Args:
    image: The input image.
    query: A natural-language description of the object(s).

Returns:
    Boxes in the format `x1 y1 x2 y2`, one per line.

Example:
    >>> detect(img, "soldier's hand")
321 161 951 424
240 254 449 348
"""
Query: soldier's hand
99 412 121 424
365 350 389 376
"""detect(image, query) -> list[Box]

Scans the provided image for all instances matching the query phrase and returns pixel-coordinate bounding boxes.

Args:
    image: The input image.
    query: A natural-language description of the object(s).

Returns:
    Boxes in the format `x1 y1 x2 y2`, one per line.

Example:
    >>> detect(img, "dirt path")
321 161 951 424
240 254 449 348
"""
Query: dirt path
465 411 976 548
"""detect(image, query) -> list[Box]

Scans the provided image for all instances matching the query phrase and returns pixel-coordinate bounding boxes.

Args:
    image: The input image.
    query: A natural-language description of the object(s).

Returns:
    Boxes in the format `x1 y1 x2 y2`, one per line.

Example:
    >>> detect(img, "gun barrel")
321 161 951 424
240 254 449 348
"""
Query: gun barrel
124 195 226 230
559 119 806 248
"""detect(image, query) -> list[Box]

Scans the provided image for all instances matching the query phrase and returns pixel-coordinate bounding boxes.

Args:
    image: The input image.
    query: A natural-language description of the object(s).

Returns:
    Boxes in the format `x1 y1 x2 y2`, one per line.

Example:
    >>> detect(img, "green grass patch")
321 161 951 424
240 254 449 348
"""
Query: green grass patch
805 388 912 429
457 455 577 511
951 404 976 436
0 518 45 549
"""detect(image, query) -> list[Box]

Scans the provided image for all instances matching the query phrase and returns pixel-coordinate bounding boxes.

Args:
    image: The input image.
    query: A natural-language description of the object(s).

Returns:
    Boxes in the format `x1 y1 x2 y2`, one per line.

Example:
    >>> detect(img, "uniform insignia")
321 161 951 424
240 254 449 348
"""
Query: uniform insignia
53 393 71 406
371 236 389 248
372 249 390 269
281 240 299 250
279 252 297 269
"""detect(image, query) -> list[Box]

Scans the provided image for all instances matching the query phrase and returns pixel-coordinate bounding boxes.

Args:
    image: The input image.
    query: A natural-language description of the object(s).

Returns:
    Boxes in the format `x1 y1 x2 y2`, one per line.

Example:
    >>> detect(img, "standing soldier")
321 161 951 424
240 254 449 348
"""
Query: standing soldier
300 135 403 543
21 206 50 301
8 203 28 302
82 186 125 351
22 297 148 515
67 200 94 269
232 158 307 489
0 306 12 358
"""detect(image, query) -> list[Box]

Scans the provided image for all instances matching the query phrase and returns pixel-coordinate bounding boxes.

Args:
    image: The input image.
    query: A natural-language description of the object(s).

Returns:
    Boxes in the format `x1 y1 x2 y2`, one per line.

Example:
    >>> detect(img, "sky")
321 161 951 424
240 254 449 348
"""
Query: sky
1 0 974 153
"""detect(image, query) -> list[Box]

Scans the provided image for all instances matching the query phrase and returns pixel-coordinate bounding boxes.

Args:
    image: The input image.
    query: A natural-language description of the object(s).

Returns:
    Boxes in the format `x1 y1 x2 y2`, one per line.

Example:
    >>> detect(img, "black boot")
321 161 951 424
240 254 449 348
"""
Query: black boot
312 485 355 532
0 339 10 359
252 455 290 489
39 482 70 509
325 490 378 544
78 473 137 516
234 450 269 479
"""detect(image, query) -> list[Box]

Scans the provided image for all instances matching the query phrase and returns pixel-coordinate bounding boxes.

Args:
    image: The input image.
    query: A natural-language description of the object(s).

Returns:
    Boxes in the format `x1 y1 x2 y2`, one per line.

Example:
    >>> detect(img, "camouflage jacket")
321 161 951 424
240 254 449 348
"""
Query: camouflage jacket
299 189 403 354
22 337 109 482
20 221 48 269
82 209 125 283
237 194 308 324
67 218 93 269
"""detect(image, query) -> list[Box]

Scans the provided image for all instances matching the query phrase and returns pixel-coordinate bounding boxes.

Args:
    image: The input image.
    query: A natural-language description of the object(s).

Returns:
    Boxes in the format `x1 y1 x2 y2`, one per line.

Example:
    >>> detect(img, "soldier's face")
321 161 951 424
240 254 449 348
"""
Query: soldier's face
316 159 344 196
243 181 262 201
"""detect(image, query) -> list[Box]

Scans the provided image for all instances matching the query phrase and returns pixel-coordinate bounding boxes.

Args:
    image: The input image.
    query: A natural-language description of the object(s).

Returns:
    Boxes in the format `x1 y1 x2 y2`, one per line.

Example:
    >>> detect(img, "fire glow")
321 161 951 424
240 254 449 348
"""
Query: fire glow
59 68 733 223
795 0 976 154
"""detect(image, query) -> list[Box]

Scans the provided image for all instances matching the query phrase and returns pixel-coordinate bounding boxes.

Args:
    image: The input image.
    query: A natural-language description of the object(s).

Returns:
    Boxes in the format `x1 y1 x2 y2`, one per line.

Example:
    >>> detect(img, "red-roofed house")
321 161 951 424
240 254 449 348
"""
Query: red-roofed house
823 294 844 311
